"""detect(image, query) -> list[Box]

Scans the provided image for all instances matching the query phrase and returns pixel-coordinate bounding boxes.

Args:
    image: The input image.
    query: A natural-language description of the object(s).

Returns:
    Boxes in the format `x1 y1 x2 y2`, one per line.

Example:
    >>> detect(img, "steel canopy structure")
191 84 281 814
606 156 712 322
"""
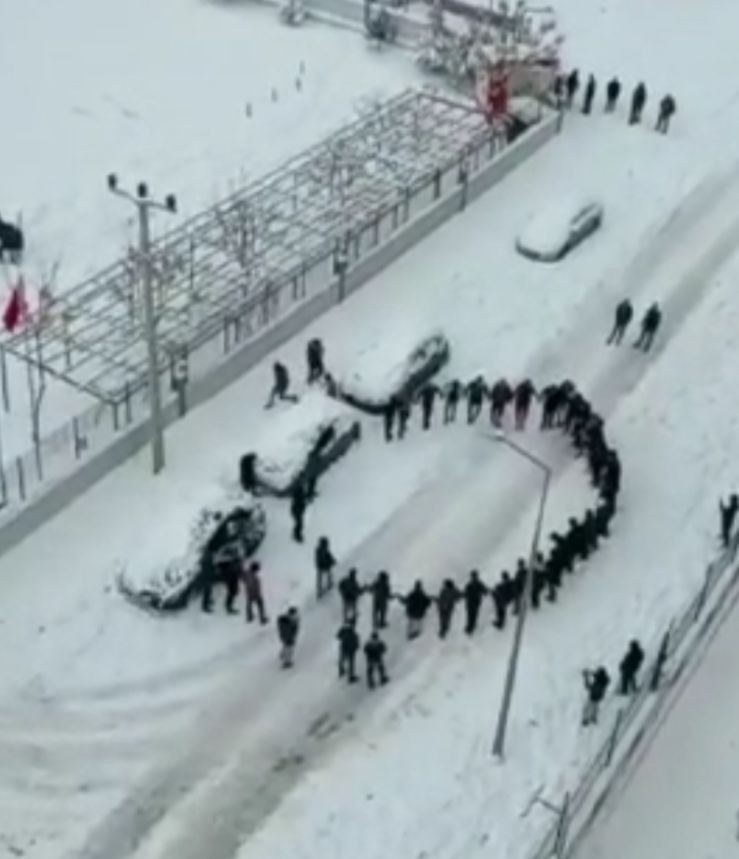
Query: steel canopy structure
3 90 491 404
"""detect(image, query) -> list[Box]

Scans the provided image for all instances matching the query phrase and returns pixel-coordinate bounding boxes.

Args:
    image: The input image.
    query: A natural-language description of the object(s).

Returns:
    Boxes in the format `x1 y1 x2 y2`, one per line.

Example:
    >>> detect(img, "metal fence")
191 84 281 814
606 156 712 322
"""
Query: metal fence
0 101 554 519
528 527 739 858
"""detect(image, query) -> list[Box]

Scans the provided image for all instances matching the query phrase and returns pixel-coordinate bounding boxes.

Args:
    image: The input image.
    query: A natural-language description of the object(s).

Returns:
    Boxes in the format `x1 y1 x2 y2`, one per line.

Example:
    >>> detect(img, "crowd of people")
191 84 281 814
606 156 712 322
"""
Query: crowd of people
556 70 677 135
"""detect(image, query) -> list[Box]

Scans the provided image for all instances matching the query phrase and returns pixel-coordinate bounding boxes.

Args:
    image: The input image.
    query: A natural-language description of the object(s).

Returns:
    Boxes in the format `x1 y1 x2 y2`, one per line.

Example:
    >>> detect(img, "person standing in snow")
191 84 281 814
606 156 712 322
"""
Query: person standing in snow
364 631 389 689
530 551 547 610
277 607 300 668
443 380 462 424
582 666 610 725
633 302 661 351
719 494 739 548
539 384 561 430
338 568 362 623
402 580 432 639
436 578 462 638
306 338 325 383
314 535 336 598
619 639 645 695
606 299 634 345
511 558 528 615
418 383 439 430
629 82 647 125
368 570 392 629
492 570 514 629
266 361 298 408
337 619 360 683
397 396 411 439
565 69 580 108
383 395 399 442
463 570 488 634
490 378 513 427
0 216 24 264
605 76 621 112
655 94 677 134
513 379 536 430
243 561 268 624
582 74 596 114
466 375 487 424
290 483 307 543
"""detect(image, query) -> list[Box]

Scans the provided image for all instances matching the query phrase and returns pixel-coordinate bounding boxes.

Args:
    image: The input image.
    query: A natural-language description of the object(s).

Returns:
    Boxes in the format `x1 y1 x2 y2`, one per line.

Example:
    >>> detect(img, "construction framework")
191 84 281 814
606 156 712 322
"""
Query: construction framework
2 89 492 405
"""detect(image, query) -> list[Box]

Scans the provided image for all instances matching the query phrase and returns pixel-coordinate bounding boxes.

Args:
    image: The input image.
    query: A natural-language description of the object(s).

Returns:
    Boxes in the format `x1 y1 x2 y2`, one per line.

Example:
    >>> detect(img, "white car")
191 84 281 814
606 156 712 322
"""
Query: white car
516 198 603 262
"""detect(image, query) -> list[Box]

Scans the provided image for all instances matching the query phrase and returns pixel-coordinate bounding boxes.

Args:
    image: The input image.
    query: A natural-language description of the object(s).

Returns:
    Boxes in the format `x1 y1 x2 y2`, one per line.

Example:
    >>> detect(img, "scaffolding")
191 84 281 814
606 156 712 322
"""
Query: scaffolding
2 89 491 405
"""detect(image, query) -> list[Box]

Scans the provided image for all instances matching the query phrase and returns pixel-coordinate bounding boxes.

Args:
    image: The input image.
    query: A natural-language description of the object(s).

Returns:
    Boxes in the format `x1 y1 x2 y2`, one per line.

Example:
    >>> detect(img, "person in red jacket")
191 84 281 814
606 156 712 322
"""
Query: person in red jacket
243 561 268 624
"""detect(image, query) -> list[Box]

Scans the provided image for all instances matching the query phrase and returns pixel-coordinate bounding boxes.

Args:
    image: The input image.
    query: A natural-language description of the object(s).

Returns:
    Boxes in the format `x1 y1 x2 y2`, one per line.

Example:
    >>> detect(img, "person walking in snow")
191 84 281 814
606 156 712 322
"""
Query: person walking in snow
369 570 392 629
418 383 439 430
436 578 462 638
605 76 621 112
266 361 298 408
655 94 677 134
338 568 362 623
607 299 634 345
619 639 645 695
565 69 580 108
464 569 488 634
243 561 268 624
443 380 462 424
582 74 596 115
582 666 610 725
720 494 739 548
364 631 389 689
492 570 514 628
466 375 487 424
314 535 336 599
277 607 300 668
513 379 536 430
629 82 647 125
633 302 661 351
337 619 360 683
306 338 325 384
402 580 432 639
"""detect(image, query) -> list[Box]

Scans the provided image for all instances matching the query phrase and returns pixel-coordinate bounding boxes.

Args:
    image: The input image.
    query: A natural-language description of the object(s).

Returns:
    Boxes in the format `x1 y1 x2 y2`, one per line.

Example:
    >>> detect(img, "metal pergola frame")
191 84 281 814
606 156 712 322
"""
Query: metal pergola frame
2 89 491 405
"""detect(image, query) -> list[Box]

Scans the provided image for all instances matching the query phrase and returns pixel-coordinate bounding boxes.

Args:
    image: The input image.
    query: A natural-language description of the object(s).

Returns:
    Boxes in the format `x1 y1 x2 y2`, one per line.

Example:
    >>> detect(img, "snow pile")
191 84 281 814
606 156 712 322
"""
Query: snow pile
252 391 361 494
336 331 450 412
116 486 266 612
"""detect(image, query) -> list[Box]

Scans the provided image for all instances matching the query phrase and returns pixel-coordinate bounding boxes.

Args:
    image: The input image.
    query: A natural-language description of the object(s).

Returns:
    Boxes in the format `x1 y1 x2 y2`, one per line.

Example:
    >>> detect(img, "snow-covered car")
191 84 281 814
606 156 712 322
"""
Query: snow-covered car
334 331 450 414
516 198 603 262
244 390 361 497
116 491 266 612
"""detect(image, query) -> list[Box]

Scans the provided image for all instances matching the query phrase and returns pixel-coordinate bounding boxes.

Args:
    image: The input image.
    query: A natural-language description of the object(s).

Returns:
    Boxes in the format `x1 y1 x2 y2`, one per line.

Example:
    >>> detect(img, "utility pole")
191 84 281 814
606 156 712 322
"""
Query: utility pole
107 175 177 475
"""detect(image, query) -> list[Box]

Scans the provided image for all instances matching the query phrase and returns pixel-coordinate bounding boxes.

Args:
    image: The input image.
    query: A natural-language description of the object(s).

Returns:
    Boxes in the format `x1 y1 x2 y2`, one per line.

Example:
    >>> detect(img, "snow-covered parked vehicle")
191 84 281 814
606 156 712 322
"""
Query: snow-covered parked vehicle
515 197 603 262
241 391 361 497
116 491 266 612
333 331 450 414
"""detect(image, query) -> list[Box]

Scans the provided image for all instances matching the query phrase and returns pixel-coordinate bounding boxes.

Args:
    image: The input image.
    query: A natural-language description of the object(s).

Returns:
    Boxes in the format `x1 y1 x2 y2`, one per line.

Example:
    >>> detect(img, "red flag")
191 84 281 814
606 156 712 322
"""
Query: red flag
3 277 28 333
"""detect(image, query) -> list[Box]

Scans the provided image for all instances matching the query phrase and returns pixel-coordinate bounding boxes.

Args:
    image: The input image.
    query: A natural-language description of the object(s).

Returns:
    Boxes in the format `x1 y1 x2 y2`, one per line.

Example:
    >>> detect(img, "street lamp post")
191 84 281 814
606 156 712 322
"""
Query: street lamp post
107 175 177 475
491 431 552 759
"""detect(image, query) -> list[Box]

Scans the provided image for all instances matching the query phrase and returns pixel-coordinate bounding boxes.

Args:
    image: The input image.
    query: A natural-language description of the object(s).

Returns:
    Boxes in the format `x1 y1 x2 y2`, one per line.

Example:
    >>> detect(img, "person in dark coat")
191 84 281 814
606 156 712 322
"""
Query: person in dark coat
364 631 389 688
369 570 392 629
243 561 268 624
0 216 24 264
629 82 647 125
511 558 528 615
239 453 260 495
337 619 360 683
290 483 307 543
719 494 739 548
277 607 300 668
397 397 411 439
514 379 536 430
338 568 362 623
418 384 439 430
530 551 547 610
443 380 462 424
464 570 488 634
403 580 432 639
568 516 589 562
633 302 661 351
539 384 561 430
223 557 242 614
436 578 462 638
655 94 676 134
582 666 610 725
314 536 336 598
582 509 599 556
565 69 580 108
594 497 615 540
582 74 596 114
619 639 644 694
491 571 513 628
306 338 325 383
605 76 621 112
490 378 513 427
553 74 564 106
266 361 298 407
607 299 634 345
383 395 399 442
466 375 487 424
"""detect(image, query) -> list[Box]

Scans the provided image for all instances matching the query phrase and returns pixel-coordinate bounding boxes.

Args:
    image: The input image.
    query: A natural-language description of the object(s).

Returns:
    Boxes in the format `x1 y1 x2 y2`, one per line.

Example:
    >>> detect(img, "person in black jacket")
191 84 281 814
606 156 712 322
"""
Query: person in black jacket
582 74 596 115
514 379 536 430
306 338 325 383
466 376 487 424
384 396 399 442
619 640 644 694
0 216 24 264
277 607 300 668
539 384 561 430
607 299 633 345
443 380 462 424
511 558 528 615
369 570 392 629
492 571 513 628
719 494 739 548
565 68 580 108
464 570 488 634
290 483 307 543
403 580 432 639
530 551 547 610
605 76 621 112
397 397 411 439
338 568 362 623
337 620 360 683
633 302 661 351
490 378 513 427
266 362 298 408
629 82 647 125
364 631 389 688
437 578 462 638
655 94 677 134
314 536 336 598
582 666 610 725
418 384 439 430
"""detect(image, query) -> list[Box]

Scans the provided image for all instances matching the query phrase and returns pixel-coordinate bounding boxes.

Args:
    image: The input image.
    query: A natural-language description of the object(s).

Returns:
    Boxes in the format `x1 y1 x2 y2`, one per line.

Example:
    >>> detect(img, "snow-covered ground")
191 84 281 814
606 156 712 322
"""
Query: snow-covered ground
3 0 739 857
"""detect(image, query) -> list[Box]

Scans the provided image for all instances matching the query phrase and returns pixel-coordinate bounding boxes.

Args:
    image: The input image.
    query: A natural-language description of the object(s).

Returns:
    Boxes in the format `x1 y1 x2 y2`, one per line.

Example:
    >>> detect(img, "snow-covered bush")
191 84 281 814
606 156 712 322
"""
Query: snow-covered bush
335 331 450 413
116 490 266 612
248 391 361 496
